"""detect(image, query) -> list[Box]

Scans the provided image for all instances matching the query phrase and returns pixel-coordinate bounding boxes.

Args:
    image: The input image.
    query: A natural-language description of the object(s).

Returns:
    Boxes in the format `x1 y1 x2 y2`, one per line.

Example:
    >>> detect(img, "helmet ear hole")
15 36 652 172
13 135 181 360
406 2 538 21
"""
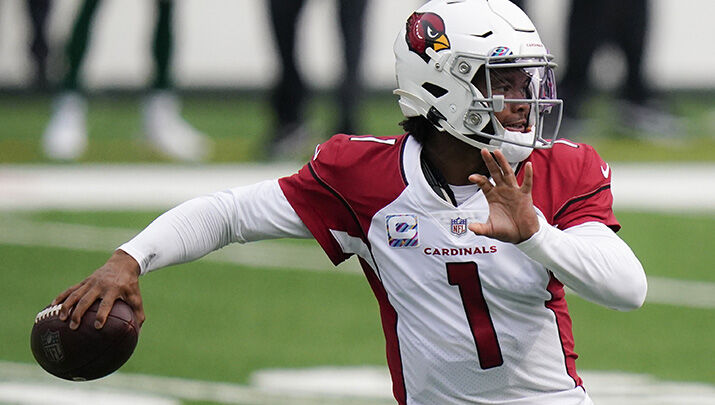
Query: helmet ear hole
421 82 449 98
471 66 487 94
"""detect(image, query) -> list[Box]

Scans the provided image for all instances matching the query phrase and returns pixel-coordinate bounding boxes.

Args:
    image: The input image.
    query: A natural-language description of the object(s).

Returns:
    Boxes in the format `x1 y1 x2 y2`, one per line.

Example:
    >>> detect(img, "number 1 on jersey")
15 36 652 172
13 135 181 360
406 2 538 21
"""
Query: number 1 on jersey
447 262 504 369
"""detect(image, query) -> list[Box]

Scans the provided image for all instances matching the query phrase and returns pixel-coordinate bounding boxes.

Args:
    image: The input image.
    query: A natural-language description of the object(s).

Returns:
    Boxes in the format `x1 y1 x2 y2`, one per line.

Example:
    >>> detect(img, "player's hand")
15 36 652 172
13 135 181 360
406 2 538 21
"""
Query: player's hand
52 250 145 331
468 148 539 244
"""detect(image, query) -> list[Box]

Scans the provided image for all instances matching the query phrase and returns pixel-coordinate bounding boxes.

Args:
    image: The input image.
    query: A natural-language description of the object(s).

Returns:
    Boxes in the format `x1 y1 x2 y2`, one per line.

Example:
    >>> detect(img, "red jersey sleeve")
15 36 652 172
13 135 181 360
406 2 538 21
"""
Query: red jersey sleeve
278 134 408 265
522 140 620 232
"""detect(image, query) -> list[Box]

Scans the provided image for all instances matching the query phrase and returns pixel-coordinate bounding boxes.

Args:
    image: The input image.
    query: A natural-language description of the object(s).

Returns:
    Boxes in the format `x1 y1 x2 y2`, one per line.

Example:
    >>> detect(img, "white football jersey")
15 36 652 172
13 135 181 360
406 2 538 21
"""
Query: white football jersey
279 134 616 405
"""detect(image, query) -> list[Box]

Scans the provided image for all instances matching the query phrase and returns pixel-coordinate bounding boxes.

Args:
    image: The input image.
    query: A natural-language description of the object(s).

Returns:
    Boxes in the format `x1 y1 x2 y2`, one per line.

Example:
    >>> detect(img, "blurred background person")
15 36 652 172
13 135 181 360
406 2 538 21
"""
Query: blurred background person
26 0 52 91
41 0 212 162
557 0 682 139
266 0 368 159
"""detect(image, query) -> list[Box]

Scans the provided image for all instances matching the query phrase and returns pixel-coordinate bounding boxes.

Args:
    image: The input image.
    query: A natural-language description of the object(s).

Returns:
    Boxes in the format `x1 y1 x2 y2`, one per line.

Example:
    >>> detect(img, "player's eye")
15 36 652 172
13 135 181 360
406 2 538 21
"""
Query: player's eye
492 85 509 95
521 84 532 98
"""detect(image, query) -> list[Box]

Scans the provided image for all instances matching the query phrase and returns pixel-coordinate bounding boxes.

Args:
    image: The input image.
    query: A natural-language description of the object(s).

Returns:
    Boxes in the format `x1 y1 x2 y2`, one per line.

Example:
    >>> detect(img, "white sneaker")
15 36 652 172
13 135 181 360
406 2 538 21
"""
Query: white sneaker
143 91 212 162
617 100 686 140
267 123 312 161
42 92 88 160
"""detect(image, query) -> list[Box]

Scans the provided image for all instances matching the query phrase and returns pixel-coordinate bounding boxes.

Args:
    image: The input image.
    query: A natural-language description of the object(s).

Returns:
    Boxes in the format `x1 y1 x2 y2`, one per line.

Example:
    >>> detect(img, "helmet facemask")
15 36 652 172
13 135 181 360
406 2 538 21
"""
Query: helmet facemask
445 53 563 162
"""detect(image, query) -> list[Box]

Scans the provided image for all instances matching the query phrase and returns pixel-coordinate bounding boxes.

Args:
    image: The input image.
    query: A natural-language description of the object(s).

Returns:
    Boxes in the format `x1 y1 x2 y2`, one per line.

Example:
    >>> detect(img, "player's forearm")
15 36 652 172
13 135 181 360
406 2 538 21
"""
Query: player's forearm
119 189 240 274
518 216 647 311
118 180 311 275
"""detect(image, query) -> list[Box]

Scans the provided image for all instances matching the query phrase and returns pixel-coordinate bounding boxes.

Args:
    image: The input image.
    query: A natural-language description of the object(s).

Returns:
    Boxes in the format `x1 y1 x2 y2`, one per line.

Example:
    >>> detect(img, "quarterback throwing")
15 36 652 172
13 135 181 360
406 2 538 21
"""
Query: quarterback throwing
53 1 647 404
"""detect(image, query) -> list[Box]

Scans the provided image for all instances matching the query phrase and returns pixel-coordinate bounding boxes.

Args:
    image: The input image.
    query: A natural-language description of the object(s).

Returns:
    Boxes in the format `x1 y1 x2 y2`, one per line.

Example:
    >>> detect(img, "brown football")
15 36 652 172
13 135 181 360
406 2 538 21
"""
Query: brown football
30 299 139 381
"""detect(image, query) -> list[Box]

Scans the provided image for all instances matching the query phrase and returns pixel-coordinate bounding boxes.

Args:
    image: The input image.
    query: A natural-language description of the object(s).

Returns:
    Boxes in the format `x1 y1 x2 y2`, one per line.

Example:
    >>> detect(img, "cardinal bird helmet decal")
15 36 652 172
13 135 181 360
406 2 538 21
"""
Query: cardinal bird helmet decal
406 12 450 62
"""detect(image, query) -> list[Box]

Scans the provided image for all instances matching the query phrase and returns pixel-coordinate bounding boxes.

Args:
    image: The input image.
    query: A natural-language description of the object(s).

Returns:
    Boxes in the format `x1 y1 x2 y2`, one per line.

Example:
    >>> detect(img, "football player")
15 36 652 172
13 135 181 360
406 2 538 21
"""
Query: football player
53 1 647 404
267 0 368 159
42 0 212 162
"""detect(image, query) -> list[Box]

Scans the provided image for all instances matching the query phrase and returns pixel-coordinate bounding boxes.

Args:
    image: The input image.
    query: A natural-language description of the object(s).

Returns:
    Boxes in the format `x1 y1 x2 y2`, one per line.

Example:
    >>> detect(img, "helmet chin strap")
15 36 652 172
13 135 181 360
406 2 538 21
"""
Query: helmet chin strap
489 118 536 163
491 128 535 163
393 89 534 163
440 120 533 164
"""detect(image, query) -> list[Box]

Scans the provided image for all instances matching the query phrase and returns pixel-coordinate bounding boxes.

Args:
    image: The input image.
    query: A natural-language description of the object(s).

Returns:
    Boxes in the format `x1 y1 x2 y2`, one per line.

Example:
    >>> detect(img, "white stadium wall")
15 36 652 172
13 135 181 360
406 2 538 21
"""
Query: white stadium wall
0 0 713 91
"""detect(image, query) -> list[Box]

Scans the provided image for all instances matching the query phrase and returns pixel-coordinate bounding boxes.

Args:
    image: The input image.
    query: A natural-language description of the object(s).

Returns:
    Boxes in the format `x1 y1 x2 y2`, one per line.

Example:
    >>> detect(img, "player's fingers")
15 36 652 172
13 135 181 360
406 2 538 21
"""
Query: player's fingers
492 150 517 187
52 281 83 306
521 162 533 194
69 289 100 330
468 173 492 192
58 282 89 321
134 307 146 330
95 295 118 329
481 149 504 184
125 293 145 329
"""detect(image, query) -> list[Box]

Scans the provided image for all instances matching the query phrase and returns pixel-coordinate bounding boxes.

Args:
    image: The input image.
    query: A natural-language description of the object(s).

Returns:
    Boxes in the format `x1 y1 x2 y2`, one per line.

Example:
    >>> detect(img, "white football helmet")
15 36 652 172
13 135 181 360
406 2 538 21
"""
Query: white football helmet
394 0 563 162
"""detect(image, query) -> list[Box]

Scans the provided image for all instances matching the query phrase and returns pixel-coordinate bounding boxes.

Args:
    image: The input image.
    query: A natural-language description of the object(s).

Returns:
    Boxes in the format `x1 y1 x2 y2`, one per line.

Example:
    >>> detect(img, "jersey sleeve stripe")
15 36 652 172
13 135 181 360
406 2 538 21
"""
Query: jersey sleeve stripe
309 159 407 402
308 163 371 246
360 257 407 404
545 274 583 388
553 184 612 221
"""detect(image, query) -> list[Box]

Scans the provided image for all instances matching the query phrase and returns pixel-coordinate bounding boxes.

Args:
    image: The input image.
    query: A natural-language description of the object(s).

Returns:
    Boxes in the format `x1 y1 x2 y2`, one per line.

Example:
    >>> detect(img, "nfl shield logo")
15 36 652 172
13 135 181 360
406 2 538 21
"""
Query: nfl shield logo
42 330 64 362
450 217 468 236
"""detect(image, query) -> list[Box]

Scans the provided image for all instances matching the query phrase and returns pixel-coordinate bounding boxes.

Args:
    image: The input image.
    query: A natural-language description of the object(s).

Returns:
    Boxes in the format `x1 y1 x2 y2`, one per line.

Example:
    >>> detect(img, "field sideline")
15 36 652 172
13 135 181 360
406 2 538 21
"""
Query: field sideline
2 162 714 212
1 163 713 405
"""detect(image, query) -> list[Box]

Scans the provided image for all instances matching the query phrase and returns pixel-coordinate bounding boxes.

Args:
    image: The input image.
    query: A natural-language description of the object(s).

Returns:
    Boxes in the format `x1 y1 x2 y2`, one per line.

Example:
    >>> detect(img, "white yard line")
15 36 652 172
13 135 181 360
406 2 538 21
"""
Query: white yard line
0 163 714 212
0 361 391 405
0 163 300 211
1 361 713 405
1 215 713 309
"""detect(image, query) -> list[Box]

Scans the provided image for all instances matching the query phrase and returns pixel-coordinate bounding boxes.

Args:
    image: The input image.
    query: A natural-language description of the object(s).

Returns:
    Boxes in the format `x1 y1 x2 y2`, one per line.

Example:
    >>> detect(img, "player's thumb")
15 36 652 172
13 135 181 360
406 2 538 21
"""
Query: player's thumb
468 222 489 236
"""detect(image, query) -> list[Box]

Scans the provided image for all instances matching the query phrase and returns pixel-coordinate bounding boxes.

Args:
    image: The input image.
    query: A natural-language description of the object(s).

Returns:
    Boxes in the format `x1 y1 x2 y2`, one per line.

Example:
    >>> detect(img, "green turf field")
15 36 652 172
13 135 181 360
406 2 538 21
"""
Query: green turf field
1 93 714 403
0 210 713 390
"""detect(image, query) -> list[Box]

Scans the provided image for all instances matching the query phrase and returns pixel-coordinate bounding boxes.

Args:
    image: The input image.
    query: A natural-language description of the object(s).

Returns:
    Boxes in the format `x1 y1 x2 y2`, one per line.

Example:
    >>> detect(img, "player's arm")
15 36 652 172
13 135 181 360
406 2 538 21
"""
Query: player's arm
517 217 647 311
469 149 646 310
53 179 310 330
119 179 310 273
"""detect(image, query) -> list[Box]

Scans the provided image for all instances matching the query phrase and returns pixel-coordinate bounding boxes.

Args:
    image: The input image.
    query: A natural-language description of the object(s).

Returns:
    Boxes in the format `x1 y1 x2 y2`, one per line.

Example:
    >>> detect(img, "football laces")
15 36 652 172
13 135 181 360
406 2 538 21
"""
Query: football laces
35 304 63 323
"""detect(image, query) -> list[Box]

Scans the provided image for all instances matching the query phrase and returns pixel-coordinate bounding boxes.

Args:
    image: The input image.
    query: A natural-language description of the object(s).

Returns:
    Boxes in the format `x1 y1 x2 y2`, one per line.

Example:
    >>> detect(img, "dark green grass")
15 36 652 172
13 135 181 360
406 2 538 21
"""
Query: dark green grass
616 211 715 281
1 92 714 163
569 296 714 384
1 210 713 387
26 210 164 229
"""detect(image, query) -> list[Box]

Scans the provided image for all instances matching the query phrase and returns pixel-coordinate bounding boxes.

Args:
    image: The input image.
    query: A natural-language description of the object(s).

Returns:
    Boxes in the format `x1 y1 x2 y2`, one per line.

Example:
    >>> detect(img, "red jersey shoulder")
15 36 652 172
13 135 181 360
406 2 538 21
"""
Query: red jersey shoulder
527 140 607 179
522 139 617 229
278 134 409 265
311 134 408 193
526 139 611 190
312 134 404 167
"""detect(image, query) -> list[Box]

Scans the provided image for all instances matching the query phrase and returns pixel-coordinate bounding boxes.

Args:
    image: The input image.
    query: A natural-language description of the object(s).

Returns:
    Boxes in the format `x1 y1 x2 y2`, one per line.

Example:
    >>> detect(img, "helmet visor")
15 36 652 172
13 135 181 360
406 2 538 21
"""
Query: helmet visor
460 54 563 148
